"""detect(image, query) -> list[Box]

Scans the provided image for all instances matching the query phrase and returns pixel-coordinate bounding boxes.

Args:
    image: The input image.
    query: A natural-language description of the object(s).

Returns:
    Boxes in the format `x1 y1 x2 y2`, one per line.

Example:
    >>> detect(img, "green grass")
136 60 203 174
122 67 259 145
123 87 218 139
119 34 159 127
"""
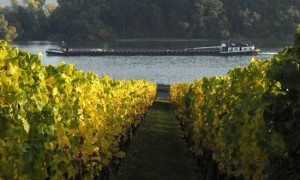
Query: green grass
111 100 202 180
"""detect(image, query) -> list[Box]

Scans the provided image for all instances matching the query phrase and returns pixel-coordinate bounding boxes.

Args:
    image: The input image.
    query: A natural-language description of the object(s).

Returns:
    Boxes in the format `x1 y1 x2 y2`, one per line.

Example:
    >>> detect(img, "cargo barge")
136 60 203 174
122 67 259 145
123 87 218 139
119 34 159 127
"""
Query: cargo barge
46 41 260 56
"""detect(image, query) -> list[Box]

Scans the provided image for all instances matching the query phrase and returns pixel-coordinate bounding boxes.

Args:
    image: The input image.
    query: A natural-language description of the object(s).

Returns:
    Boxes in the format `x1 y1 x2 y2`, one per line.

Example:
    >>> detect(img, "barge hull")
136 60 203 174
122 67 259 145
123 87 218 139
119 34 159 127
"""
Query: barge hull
46 49 258 56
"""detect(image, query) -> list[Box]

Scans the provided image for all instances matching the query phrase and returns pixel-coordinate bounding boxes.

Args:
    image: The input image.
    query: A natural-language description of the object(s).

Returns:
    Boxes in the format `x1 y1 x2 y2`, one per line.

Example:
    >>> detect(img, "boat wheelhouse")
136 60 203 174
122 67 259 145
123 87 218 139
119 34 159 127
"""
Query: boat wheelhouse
220 40 258 54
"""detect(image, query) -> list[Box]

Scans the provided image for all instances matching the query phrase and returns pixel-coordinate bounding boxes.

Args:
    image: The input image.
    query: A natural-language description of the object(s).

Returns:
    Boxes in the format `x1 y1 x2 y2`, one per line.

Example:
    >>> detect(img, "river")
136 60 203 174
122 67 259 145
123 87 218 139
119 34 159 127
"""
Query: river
10 40 289 84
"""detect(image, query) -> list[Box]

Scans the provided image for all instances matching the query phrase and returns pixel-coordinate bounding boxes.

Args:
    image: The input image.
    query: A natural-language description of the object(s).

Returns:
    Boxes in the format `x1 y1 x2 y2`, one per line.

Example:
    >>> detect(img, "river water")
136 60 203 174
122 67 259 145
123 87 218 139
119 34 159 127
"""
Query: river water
10 40 288 84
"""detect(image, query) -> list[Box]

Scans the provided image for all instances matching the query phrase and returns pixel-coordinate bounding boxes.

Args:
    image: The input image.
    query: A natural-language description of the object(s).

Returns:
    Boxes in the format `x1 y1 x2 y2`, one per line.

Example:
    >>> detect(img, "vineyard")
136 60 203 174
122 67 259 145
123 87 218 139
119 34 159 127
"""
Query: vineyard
0 40 156 179
170 26 300 179
1 26 300 180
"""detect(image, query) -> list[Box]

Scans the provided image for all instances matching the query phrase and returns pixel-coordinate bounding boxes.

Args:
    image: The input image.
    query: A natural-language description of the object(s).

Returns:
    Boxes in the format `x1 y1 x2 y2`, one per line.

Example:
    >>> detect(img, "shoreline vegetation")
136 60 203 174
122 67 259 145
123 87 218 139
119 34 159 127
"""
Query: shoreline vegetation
10 38 293 48
0 1 299 41
10 38 293 42
115 38 294 43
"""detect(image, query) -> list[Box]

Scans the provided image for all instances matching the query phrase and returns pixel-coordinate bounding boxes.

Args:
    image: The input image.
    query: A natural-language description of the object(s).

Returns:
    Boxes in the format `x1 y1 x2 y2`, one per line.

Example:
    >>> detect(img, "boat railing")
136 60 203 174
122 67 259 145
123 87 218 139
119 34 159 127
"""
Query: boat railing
184 46 221 51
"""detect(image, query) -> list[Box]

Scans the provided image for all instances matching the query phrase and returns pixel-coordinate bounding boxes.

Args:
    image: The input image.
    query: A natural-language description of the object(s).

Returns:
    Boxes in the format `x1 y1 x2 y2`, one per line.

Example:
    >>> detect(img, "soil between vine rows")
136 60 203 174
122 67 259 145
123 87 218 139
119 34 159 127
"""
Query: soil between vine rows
111 100 202 180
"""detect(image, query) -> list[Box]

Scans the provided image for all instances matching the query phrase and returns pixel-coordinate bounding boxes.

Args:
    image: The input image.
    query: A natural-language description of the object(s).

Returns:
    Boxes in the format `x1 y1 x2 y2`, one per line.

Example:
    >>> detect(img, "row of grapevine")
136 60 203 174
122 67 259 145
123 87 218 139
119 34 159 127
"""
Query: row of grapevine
170 27 300 179
0 40 156 179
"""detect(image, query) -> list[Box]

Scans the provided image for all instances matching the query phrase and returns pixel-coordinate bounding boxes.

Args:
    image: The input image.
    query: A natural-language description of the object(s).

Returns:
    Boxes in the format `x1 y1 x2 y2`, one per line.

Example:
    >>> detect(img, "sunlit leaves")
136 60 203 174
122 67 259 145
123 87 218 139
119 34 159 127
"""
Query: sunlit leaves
0 41 156 179
170 40 300 179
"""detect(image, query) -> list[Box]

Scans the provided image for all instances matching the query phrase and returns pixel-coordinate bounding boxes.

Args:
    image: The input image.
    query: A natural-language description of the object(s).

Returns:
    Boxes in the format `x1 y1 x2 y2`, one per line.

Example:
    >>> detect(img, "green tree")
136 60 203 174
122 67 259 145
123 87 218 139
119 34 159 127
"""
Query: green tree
223 0 300 39
186 0 227 38
295 25 300 48
0 14 17 40
2 0 49 40
49 0 112 40
23 0 46 10
157 0 187 37
44 3 58 16
21 0 48 39
2 0 299 40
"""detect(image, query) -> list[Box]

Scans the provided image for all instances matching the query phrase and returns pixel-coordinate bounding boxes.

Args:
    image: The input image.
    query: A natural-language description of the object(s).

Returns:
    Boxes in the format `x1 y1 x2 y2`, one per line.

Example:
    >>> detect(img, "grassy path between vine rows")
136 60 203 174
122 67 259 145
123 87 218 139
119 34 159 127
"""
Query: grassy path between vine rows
111 100 202 180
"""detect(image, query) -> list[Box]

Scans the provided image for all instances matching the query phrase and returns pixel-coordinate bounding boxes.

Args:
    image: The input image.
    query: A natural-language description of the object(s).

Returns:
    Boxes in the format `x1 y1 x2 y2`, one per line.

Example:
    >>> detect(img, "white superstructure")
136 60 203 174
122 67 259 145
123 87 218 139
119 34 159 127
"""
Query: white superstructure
220 41 256 54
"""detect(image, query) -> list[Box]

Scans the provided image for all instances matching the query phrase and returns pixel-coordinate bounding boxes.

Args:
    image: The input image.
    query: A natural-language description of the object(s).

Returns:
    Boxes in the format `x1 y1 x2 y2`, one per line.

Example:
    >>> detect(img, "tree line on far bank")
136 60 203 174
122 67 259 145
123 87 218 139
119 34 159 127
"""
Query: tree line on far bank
0 0 300 41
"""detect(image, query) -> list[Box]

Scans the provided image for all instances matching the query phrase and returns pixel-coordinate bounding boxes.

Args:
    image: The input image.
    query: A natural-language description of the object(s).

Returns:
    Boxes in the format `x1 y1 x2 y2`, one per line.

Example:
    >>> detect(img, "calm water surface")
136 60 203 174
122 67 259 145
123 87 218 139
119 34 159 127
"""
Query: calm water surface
11 41 288 84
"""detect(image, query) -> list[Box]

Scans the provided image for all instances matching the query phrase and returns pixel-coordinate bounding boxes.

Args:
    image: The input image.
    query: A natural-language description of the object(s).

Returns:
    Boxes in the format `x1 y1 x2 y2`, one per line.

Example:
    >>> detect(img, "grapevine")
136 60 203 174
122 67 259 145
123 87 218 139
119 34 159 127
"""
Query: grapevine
170 26 300 179
0 40 156 179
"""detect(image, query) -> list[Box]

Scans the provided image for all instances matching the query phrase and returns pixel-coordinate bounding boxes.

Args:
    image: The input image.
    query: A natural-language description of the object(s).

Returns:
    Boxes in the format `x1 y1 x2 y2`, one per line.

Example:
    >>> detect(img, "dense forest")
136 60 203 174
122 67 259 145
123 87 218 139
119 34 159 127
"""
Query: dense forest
0 0 300 41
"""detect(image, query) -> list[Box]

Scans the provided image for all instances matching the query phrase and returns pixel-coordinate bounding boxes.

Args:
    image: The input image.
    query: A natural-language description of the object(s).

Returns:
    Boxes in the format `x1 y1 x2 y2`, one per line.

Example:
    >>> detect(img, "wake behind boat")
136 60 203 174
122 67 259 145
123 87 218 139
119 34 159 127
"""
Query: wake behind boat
46 40 260 56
